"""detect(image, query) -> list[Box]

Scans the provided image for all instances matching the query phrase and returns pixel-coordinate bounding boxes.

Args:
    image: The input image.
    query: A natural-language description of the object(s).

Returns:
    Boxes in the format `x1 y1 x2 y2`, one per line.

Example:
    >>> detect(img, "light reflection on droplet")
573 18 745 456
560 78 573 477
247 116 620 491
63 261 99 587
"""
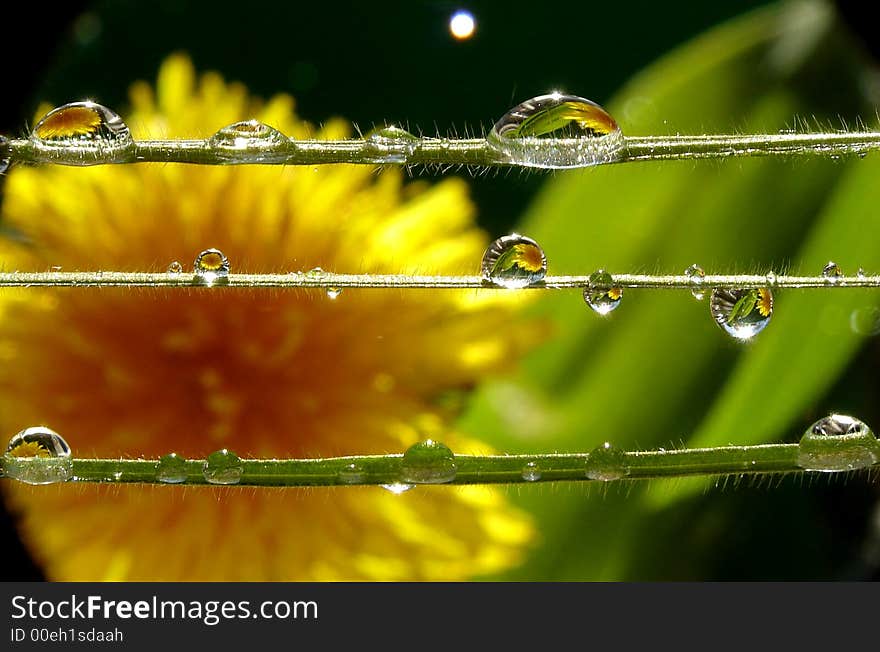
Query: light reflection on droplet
481 234 547 289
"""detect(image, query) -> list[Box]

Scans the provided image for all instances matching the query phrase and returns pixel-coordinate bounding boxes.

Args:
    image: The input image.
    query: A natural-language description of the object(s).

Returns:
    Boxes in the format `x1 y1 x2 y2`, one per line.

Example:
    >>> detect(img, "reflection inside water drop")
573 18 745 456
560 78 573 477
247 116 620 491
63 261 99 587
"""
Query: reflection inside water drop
481 234 547 289
209 120 288 161
203 449 243 485
399 439 457 484
822 261 843 283
709 287 773 340
193 248 230 286
684 264 706 300
797 414 879 472
488 93 624 169
584 270 622 315
31 101 133 162
156 453 188 484
3 426 73 485
364 125 418 164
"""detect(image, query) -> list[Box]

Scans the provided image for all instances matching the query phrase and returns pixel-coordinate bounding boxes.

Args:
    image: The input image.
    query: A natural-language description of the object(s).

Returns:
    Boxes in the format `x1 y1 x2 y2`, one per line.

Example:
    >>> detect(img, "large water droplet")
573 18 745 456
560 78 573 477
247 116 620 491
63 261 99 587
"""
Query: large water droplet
156 453 188 484
481 234 547 289
399 439 457 484
585 442 628 481
3 426 72 485
193 248 230 286
797 414 879 472
381 482 415 494
584 270 622 315
208 120 288 161
521 461 542 482
710 287 773 339
822 261 843 284
31 101 133 162
488 93 624 169
364 125 418 164
337 462 365 485
203 449 243 485
684 264 706 300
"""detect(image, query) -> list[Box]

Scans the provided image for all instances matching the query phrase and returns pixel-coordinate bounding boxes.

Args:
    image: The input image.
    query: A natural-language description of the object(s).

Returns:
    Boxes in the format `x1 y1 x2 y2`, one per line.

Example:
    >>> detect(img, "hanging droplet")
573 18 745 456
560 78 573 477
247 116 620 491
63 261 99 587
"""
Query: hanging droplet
585 442 628 481
521 461 542 482
364 125 418 164
208 120 288 161
31 101 133 162
399 439 457 484
326 287 342 300
3 426 72 485
337 462 365 485
203 449 243 485
155 453 188 484
193 248 230 287
481 234 547 289
584 270 622 315
684 264 706 300
381 482 415 494
796 414 879 472
822 261 843 284
709 287 773 339
487 93 624 169
166 261 183 275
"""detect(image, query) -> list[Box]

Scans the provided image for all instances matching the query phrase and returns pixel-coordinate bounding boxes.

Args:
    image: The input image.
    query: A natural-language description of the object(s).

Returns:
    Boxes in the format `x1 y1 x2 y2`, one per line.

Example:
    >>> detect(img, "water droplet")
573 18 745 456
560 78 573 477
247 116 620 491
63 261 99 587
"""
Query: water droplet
585 442 628 481
3 426 72 485
381 482 415 494
31 101 133 162
337 462 365 485
364 126 418 164
765 271 777 286
850 306 880 335
193 248 230 286
326 287 342 300
208 120 288 161
797 414 878 472
684 264 706 300
156 453 188 484
709 287 773 340
584 270 622 315
203 449 243 485
167 260 183 275
488 93 624 169
0 135 10 174
399 439 457 484
521 461 542 482
481 234 547 289
857 267 867 279
822 261 843 283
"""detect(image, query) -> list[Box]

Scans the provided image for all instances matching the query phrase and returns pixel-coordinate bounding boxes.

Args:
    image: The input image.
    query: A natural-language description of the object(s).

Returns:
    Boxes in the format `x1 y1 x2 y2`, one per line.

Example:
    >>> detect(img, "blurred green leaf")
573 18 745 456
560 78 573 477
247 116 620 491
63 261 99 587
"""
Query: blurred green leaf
465 0 880 580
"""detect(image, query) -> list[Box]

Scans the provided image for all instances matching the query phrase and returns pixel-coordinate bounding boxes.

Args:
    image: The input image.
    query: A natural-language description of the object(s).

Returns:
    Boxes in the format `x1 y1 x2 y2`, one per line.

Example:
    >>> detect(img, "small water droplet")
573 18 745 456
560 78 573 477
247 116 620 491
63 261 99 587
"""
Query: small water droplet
364 125 418 164
850 306 880 335
156 453 188 484
521 461 542 482
306 267 328 280
488 93 624 169
822 261 843 283
3 426 72 485
797 414 879 472
31 101 133 162
203 449 243 485
0 135 10 174
399 439 457 484
381 482 415 494
481 234 547 289
584 270 622 315
208 120 288 161
326 287 342 300
337 462 365 485
857 267 867 279
709 287 773 340
765 271 777 286
167 260 183 275
193 248 230 286
585 442 628 481
684 264 706 300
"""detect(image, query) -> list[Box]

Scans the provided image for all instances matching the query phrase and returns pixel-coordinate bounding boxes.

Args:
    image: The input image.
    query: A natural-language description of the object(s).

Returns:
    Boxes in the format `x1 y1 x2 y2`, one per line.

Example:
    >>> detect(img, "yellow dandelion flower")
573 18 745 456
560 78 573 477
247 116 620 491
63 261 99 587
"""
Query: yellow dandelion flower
0 54 537 581
757 288 773 317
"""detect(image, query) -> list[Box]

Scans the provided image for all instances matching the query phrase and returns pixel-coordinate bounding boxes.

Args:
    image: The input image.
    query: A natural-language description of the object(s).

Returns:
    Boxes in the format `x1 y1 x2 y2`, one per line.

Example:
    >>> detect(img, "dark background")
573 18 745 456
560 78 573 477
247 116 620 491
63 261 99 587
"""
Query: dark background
2 0 879 580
